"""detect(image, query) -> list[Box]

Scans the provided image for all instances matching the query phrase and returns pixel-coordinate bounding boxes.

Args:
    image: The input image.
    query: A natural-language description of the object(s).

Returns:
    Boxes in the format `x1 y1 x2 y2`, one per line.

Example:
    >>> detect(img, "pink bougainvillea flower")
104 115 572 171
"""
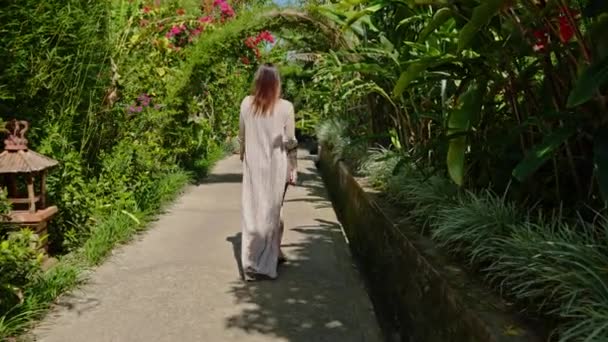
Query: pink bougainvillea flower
128 105 136 113
221 3 235 17
192 27 202 36
176 8 186 15
135 106 143 113
138 94 151 107
170 25 182 35
213 0 235 18
143 6 151 13
241 56 250 65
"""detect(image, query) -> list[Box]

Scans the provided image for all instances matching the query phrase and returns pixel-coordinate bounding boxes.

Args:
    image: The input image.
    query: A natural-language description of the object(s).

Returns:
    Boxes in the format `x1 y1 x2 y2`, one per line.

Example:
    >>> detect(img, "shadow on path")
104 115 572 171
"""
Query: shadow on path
225 220 361 342
198 172 243 185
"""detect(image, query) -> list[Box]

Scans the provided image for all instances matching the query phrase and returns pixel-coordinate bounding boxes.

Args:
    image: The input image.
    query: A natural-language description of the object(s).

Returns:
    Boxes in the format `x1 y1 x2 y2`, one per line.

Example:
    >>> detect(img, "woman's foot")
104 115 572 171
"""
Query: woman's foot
244 267 276 282
278 251 287 264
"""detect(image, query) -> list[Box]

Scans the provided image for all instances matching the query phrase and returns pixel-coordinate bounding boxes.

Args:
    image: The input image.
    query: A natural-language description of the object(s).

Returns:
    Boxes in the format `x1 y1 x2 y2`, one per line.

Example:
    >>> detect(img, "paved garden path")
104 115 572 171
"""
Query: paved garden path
32 152 383 342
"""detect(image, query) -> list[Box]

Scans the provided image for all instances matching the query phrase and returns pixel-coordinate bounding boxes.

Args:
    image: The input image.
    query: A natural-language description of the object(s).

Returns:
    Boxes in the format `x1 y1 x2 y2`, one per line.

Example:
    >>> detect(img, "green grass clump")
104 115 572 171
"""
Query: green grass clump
358 147 401 189
431 190 523 264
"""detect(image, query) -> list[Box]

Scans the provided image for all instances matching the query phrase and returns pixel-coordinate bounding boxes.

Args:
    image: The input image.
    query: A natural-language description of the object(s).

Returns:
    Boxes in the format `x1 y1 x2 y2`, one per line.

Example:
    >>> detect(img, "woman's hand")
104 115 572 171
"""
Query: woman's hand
288 168 297 185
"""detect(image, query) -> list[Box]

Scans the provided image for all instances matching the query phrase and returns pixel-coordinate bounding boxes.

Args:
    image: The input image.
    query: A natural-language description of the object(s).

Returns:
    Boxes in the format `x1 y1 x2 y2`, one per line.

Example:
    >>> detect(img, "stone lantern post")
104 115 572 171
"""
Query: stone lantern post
0 120 59 252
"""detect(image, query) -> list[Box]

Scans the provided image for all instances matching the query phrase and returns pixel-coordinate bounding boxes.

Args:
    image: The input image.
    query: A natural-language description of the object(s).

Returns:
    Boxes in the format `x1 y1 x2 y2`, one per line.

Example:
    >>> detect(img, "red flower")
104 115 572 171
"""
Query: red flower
257 30 274 43
213 0 235 18
245 36 257 48
558 8 576 43
176 8 186 15
532 29 548 52
241 56 250 65
143 6 151 13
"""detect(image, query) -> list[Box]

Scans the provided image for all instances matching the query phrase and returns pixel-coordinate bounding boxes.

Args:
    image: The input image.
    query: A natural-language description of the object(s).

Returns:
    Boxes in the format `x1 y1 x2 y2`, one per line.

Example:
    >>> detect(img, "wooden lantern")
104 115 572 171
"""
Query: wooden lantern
0 120 59 251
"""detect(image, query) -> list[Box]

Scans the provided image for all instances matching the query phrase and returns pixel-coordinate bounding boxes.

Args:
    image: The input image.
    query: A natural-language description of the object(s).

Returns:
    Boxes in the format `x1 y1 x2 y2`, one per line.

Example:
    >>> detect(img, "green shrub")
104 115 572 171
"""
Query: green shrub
0 261 81 337
0 189 11 220
0 230 43 314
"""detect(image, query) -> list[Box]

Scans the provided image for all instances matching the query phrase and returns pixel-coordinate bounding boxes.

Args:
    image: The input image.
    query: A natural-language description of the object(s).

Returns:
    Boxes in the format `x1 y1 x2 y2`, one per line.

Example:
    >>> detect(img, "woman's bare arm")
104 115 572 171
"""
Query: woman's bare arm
239 108 245 161
285 103 298 179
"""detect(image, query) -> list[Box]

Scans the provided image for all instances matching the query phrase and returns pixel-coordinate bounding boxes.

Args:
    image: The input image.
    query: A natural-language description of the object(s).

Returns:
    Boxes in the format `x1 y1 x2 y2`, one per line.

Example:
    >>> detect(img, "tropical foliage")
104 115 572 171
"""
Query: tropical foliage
307 0 608 211
1 0 608 340
305 0 608 340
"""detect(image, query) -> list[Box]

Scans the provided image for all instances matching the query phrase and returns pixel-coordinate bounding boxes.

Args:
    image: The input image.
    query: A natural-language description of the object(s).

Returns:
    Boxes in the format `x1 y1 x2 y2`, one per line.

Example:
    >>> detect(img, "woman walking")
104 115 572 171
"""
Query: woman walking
239 63 297 281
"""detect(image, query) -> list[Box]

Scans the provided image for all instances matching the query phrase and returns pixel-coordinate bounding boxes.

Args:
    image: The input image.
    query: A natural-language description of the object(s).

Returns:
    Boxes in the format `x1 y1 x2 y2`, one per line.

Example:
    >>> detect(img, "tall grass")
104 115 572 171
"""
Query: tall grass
358 147 400 189
336 142 608 341
316 118 367 169
431 190 524 264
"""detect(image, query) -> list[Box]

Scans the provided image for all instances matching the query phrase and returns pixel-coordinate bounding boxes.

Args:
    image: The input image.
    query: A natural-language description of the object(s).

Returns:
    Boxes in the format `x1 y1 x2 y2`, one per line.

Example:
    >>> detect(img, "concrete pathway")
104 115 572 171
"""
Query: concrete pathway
32 153 383 342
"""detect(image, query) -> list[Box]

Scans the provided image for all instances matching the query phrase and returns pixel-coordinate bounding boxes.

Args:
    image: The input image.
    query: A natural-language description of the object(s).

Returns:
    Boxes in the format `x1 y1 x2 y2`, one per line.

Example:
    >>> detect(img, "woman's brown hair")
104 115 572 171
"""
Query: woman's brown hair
251 63 281 115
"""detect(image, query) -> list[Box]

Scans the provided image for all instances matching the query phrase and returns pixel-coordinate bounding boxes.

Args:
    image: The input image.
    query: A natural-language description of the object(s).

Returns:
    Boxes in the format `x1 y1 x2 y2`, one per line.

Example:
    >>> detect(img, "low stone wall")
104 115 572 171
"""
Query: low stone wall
317 147 543 342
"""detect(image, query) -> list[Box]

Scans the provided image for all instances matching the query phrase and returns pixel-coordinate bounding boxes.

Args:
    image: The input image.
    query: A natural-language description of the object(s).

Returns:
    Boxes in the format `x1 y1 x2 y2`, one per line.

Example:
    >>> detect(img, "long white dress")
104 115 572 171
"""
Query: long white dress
239 96 297 279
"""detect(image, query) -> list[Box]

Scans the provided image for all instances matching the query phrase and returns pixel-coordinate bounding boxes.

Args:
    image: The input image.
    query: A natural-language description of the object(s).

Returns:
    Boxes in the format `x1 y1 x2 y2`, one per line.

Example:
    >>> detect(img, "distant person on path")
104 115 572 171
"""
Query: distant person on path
238 63 298 281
